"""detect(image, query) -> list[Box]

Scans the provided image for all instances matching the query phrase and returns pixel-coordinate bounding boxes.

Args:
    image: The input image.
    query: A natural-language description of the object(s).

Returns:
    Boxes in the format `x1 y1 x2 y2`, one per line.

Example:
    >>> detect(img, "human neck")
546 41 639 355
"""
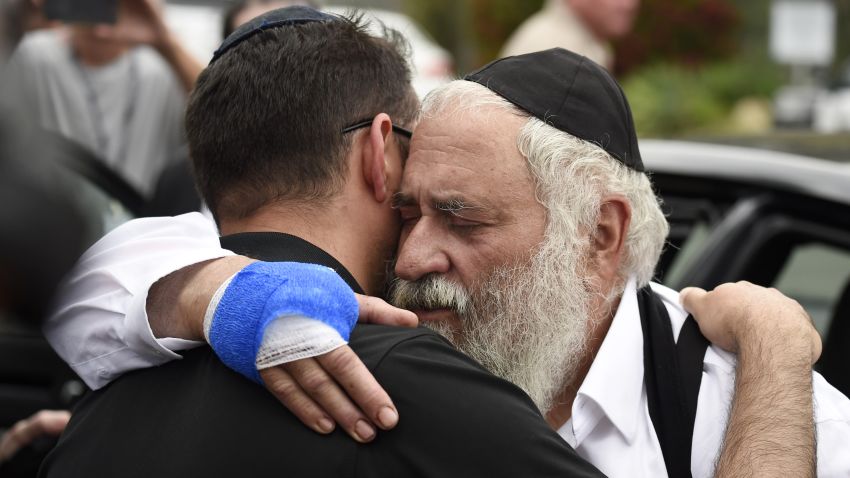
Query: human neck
544 290 622 429
218 201 385 296
68 29 129 66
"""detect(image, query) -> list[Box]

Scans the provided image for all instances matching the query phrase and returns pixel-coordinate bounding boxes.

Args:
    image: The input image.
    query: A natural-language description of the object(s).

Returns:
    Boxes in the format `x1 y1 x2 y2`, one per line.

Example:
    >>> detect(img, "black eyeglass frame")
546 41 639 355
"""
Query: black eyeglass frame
341 120 413 139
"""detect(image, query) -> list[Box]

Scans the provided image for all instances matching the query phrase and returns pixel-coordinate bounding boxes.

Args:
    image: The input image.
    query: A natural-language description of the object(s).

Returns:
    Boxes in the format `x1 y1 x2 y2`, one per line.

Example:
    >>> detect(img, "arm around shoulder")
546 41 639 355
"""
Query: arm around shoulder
42 213 232 389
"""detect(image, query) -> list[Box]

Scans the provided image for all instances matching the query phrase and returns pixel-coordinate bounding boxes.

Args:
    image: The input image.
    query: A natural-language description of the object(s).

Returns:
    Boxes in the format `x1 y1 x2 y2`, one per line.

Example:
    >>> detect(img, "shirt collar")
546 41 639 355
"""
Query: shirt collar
569 276 645 445
219 232 364 294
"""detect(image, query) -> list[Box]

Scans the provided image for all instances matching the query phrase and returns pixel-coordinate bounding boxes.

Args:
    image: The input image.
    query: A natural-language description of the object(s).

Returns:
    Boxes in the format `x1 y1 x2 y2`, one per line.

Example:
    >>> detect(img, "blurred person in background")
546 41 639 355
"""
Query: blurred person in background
0 110 86 476
0 0 58 60
141 0 323 217
0 0 26 59
1 0 202 198
500 0 639 70
222 0 318 38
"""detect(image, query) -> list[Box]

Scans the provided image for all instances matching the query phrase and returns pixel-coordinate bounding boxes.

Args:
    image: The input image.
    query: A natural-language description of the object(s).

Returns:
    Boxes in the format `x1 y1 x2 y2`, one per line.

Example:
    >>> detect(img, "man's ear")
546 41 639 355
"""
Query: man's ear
361 113 393 203
592 196 631 283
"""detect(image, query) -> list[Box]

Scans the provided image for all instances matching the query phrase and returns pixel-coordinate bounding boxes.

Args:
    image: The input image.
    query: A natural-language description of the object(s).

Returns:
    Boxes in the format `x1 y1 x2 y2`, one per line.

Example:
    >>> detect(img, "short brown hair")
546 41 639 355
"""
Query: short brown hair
186 13 418 223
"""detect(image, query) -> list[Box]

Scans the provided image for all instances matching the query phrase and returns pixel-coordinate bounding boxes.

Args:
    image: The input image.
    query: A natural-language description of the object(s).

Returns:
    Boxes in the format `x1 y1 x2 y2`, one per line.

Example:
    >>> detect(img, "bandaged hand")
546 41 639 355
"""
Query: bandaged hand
204 261 417 442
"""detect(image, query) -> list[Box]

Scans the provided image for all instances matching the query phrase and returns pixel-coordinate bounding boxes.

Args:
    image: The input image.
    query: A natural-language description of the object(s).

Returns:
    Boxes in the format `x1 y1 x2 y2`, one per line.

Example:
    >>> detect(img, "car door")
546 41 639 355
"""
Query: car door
657 175 850 397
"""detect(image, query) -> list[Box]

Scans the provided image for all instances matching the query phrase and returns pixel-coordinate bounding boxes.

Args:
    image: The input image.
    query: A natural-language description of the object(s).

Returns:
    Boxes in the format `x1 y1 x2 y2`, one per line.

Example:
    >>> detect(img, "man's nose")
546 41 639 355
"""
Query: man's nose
394 218 450 281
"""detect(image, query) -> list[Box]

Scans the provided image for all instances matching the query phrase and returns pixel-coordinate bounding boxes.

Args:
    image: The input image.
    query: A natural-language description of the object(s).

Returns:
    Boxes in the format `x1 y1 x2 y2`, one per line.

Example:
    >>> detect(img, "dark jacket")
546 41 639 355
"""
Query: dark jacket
40 232 603 478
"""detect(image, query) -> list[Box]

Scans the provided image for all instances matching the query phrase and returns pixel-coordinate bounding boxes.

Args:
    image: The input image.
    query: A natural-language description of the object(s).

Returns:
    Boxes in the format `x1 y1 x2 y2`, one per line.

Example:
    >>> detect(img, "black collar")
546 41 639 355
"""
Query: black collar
219 232 364 294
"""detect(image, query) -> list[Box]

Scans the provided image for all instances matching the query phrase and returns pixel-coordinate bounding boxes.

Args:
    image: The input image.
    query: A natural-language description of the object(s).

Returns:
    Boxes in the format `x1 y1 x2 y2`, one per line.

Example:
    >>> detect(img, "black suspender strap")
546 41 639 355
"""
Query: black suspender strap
637 286 710 478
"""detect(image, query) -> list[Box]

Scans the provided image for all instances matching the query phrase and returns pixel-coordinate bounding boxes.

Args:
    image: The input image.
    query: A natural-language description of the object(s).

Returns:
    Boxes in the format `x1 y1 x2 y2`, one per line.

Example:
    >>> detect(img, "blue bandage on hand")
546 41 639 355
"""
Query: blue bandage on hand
207 261 359 384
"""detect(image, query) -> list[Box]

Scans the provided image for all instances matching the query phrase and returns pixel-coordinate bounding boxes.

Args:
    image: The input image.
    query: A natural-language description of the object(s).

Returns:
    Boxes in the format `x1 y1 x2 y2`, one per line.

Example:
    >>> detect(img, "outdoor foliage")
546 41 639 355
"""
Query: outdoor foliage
617 0 783 137
623 59 784 137
614 0 740 76
401 0 848 137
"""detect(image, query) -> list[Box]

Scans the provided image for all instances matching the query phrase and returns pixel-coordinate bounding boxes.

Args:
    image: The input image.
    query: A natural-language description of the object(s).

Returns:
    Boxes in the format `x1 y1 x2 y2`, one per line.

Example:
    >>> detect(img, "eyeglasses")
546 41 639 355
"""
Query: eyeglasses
341 119 413 139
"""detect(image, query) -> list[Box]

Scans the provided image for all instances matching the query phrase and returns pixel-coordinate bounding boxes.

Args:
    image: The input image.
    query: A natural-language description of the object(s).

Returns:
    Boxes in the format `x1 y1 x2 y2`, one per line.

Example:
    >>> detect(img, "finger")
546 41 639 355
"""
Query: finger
9 415 47 447
285 356 377 443
0 432 19 462
0 425 23 462
679 286 707 315
811 330 823 365
34 410 71 436
259 367 336 436
317 346 399 431
0 414 44 461
356 294 418 328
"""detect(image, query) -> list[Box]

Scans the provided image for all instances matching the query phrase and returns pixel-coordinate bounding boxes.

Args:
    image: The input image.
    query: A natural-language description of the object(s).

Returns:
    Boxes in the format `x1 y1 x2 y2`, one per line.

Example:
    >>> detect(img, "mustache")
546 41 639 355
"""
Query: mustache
388 274 471 316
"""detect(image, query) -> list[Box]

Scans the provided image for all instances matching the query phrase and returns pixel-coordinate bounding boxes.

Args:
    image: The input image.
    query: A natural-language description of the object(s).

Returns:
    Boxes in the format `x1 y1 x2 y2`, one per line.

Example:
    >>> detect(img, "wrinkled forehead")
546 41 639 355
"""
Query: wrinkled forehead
401 108 535 202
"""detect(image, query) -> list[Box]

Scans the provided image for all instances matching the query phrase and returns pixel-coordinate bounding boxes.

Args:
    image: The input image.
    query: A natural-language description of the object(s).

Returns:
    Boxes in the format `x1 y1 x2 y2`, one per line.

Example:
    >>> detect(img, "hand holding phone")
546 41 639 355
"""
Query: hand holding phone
94 0 169 47
43 0 118 25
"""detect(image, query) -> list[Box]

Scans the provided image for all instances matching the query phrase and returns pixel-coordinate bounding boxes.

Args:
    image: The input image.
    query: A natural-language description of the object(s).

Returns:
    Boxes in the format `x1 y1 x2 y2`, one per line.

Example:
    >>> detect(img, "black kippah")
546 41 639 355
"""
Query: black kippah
211 6 340 64
464 48 643 172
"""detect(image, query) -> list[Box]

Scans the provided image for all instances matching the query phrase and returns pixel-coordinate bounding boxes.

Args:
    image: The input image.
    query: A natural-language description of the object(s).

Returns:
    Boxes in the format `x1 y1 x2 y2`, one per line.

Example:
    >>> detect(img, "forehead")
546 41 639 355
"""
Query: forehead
401 107 533 202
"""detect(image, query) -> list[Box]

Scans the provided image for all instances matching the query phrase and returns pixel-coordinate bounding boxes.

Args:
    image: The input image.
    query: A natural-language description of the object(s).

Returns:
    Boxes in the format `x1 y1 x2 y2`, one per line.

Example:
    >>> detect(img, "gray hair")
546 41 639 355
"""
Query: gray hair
420 80 668 287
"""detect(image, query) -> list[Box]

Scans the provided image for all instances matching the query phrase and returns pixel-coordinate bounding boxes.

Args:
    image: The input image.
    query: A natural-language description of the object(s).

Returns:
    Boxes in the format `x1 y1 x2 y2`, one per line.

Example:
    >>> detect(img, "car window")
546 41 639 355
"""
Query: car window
661 219 712 288
772 242 850 337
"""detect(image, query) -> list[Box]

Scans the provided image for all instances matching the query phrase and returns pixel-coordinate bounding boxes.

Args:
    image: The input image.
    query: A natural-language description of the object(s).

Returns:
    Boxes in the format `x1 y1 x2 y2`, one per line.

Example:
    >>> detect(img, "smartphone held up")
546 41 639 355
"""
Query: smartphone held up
43 0 118 25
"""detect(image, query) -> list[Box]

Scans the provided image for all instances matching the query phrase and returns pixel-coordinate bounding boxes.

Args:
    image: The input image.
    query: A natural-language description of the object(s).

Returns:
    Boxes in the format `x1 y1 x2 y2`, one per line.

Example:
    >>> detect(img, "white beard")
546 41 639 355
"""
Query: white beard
389 236 594 414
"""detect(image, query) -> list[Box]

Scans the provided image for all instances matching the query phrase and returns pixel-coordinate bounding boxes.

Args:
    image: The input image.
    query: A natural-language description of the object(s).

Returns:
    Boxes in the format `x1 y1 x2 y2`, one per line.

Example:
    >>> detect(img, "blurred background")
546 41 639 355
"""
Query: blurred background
1 1 850 476
1 1 850 474
164 0 850 157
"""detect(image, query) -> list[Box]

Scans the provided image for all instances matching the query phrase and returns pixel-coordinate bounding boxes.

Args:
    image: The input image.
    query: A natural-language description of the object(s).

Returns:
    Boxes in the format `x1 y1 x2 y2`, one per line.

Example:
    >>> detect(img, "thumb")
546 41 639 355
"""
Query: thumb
356 294 418 328
679 286 707 315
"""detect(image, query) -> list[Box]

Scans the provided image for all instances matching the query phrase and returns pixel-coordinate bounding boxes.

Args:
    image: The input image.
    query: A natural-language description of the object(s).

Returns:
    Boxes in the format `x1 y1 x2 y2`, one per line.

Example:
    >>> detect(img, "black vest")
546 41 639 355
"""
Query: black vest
638 286 710 478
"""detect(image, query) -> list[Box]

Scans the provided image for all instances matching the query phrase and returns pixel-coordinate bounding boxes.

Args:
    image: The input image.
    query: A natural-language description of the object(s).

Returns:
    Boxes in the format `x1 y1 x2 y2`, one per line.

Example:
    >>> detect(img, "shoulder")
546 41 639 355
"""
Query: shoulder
8 30 67 68
813 371 850 423
812 372 850 476
17 29 64 51
44 346 358 477
647 281 693 340
648 281 685 315
349 325 604 477
349 323 479 370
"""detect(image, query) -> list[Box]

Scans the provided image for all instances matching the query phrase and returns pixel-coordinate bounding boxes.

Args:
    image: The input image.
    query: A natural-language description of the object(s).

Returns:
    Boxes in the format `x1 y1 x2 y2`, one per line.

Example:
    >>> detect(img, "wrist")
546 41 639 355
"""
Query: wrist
152 31 178 57
736 315 814 367
183 257 257 341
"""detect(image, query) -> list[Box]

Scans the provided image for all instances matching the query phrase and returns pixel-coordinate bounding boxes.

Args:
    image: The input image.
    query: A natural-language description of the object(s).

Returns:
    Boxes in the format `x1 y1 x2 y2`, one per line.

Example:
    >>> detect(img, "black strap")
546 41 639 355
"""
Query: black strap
637 286 710 478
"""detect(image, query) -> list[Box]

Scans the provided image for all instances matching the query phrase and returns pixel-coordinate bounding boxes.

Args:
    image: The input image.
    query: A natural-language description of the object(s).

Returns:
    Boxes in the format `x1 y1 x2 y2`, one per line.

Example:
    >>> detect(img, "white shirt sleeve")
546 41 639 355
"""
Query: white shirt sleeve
693 346 850 478
42 212 234 390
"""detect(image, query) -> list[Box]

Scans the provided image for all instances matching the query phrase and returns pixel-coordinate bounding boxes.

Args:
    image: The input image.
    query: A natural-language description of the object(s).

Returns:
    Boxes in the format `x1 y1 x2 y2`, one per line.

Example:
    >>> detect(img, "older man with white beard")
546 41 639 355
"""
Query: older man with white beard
386 50 850 477
387 74 668 417
45 45 845 477
387 50 850 477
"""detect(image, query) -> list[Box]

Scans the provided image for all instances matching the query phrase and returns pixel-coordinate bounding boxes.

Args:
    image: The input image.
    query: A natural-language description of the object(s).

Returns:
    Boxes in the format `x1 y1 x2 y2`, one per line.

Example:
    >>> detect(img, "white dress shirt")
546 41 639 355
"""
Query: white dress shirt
45 212 348 390
47 214 850 476
559 279 850 477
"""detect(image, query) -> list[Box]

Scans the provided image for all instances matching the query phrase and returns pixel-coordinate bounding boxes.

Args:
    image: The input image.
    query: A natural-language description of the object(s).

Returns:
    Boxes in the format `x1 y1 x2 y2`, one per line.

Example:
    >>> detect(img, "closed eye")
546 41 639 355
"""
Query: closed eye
448 216 479 228
399 209 421 228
